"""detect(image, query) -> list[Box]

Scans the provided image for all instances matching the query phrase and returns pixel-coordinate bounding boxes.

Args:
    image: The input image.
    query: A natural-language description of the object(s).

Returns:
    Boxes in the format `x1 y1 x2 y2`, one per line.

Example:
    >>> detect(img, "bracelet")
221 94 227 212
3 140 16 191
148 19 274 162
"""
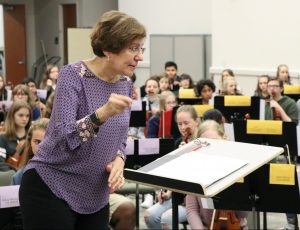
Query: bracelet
116 150 126 162
89 111 103 126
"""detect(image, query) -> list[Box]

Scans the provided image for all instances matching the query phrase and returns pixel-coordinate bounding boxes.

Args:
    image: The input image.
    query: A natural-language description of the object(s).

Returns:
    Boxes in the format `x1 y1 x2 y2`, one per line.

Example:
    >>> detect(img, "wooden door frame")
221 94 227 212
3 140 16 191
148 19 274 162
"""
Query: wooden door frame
2 4 27 85
58 3 77 65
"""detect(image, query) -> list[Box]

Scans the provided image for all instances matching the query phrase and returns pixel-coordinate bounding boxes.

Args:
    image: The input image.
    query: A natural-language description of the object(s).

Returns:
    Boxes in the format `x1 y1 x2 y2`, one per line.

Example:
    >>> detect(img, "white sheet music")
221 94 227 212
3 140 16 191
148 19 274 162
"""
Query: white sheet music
148 150 248 188
131 100 142 111
224 123 235 141
0 185 20 208
36 89 48 100
139 138 160 155
125 139 134 155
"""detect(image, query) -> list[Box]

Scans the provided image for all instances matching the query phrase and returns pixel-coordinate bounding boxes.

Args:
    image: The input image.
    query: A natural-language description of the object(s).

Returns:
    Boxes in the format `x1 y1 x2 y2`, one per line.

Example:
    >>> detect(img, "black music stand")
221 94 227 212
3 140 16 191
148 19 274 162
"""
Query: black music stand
129 101 146 127
283 93 300 102
122 138 175 228
213 164 300 229
177 88 201 105
233 120 298 163
284 94 300 102
125 138 175 169
124 138 283 229
177 98 202 105
214 96 261 123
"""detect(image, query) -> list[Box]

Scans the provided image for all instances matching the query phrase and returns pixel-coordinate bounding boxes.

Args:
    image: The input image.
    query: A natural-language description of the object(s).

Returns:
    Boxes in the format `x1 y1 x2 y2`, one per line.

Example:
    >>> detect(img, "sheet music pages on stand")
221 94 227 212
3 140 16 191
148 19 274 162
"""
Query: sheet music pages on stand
148 150 248 189
125 138 284 197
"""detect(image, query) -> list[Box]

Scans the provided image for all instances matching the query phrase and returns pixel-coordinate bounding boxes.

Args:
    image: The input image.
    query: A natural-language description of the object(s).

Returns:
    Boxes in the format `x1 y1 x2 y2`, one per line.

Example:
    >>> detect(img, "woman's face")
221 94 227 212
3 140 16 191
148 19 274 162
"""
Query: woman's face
31 129 46 155
165 66 177 79
49 66 59 80
177 111 199 137
13 90 29 102
258 77 268 93
145 79 159 96
278 66 289 82
226 80 236 95
14 108 30 129
159 78 170 91
222 71 231 81
110 38 145 77
180 79 190 89
27 82 37 95
165 95 177 110
201 85 213 102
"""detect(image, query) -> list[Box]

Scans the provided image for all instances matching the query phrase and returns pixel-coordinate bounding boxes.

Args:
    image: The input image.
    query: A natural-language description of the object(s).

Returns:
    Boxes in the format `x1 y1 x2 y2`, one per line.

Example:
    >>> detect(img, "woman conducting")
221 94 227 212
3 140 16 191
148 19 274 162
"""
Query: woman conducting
19 10 146 229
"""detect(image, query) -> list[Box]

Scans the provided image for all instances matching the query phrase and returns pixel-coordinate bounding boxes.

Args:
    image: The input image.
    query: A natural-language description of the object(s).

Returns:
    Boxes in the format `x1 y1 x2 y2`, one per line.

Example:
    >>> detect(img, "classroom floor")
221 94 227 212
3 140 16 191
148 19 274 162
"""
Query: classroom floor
132 195 300 230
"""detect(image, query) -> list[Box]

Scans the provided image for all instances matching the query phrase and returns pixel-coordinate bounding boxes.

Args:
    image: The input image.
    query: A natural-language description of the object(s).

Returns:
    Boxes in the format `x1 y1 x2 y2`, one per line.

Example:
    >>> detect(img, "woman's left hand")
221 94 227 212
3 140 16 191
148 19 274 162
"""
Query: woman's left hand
106 156 125 193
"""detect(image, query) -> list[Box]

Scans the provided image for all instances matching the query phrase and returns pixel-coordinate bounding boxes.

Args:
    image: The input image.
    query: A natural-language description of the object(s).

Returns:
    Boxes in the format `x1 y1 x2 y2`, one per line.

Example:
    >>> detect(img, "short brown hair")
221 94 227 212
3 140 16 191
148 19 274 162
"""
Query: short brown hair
12 84 34 107
268 76 284 88
90 10 146 57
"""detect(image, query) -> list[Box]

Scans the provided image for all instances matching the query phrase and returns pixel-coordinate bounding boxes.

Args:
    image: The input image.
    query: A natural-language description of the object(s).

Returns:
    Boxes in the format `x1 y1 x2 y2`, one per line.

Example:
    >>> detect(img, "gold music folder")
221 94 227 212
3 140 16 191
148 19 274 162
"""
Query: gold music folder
193 105 214 117
284 85 300 94
269 164 295 185
179 89 197 98
224 96 251 106
247 120 283 135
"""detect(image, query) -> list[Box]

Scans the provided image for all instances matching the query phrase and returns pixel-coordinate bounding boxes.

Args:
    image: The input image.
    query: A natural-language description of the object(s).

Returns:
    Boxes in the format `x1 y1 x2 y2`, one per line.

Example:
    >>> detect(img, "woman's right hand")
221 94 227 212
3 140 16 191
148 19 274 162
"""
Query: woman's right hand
97 93 132 122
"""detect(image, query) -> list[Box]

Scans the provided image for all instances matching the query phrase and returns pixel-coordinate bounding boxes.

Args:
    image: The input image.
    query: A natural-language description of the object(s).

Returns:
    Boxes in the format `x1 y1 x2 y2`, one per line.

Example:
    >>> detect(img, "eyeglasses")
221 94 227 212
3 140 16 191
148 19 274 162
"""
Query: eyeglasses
128 46 146 55
267 85 280 88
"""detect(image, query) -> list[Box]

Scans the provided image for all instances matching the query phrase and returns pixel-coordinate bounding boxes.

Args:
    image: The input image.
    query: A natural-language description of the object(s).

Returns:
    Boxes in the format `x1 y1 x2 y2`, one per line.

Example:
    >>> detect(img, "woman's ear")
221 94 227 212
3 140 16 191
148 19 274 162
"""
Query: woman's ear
103 51 112 60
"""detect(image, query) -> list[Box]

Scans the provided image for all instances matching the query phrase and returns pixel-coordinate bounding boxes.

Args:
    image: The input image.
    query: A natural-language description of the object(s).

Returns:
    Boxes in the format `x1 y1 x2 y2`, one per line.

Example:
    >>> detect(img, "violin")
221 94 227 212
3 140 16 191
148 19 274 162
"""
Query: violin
5 139 26 170
244 113 251 120
266 98 281 120
183 127 192 143
209 210 241 230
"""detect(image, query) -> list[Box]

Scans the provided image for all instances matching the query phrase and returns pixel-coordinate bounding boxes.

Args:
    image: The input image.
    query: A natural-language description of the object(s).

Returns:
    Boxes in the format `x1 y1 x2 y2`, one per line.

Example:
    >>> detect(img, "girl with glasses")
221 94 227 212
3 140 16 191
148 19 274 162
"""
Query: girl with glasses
12 84 41 121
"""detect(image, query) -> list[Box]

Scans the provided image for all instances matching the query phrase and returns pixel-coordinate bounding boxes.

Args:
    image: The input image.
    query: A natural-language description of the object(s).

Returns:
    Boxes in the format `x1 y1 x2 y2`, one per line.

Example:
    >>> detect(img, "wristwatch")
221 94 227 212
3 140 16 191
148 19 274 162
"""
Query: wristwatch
89 111 103 126
116 150 126 162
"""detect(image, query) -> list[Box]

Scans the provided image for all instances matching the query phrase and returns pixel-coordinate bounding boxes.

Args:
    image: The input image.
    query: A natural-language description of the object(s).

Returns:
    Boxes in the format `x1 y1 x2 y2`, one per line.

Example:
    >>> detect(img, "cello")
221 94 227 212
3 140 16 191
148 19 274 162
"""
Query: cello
209 210 241 230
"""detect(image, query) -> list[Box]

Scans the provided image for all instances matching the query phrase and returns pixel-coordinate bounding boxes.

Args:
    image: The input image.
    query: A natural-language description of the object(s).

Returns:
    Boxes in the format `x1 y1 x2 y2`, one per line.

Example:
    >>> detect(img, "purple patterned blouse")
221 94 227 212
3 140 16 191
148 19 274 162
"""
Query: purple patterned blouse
26 61 133 214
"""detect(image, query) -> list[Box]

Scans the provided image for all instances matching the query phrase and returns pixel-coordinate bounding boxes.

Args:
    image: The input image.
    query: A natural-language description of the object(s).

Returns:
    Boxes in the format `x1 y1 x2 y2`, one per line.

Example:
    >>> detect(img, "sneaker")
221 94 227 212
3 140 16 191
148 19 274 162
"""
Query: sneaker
141 194 154 209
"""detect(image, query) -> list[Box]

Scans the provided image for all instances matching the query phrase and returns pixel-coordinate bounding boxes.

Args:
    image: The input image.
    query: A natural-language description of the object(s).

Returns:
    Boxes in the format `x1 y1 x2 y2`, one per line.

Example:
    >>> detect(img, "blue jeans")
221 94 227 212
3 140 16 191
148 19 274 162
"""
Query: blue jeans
144 198 187 229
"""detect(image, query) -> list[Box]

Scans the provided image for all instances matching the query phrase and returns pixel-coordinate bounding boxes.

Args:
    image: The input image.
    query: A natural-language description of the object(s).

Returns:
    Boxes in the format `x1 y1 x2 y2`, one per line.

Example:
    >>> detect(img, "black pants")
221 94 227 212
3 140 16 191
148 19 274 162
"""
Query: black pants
19 169 109 230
